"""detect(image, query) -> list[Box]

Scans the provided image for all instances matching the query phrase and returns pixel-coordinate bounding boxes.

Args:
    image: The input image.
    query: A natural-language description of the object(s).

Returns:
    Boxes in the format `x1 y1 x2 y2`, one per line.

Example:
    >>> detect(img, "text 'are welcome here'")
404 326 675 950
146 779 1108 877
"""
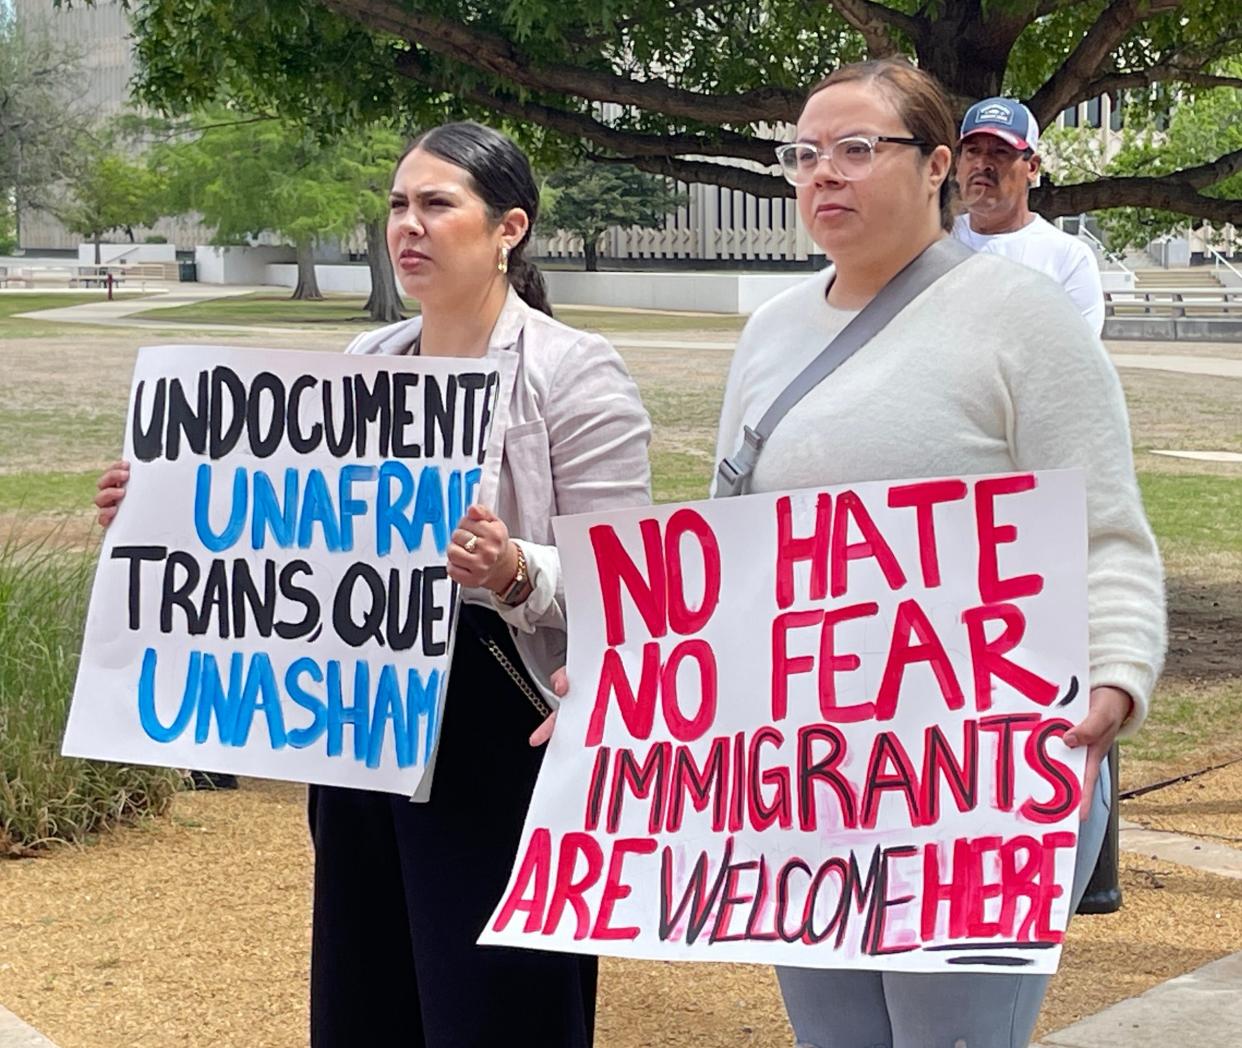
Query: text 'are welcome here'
490 474 1088 969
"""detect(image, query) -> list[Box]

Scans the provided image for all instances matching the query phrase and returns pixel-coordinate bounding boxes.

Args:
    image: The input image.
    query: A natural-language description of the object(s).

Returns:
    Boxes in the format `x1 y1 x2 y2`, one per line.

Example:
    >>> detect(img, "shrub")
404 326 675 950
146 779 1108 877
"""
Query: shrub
0 532 181 854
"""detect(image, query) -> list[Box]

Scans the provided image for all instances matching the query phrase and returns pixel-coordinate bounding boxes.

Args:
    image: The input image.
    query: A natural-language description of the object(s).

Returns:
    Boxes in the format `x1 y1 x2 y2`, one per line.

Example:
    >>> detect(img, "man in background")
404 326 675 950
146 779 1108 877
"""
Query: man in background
953 97 1106 334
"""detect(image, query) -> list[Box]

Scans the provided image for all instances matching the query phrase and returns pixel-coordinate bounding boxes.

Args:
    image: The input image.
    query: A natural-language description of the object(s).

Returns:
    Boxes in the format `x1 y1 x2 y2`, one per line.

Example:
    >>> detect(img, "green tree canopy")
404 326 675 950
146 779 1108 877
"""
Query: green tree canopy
77 0 1242 228
1 14 92 239
153 112 404 311
61 147 167 264
1044 70 1242 250
544 162 685 270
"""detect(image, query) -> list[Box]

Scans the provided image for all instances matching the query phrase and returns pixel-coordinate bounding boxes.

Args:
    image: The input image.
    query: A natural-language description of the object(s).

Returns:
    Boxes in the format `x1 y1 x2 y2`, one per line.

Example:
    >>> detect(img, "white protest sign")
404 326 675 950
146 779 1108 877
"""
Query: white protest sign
483 470 1089 974
64 344 514 796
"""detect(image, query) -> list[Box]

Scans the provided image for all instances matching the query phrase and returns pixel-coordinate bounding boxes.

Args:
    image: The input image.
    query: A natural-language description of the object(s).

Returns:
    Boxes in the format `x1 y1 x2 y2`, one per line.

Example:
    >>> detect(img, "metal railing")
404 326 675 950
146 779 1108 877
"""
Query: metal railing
1077 215 1133 276
1105 287 1242 317
1209 246 1242 285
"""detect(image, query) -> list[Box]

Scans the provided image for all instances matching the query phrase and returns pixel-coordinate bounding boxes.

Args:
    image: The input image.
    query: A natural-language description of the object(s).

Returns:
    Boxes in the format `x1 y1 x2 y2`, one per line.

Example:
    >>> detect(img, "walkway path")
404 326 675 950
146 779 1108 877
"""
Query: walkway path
0 1007 57 1048
1033 950 1242 1048
12 296 1242 381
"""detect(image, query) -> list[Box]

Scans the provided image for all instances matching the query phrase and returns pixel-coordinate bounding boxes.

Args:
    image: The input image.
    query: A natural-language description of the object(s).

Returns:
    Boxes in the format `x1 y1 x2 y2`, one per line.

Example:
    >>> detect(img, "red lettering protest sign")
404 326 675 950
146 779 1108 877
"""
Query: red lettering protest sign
481 471 1088 974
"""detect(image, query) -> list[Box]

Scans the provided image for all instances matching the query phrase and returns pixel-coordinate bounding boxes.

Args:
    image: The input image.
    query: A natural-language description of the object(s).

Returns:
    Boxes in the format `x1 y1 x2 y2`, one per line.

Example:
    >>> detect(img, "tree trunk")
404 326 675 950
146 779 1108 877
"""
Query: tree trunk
291 239 324 300
93 234 101 265
362 218 403 323
584 238 599 272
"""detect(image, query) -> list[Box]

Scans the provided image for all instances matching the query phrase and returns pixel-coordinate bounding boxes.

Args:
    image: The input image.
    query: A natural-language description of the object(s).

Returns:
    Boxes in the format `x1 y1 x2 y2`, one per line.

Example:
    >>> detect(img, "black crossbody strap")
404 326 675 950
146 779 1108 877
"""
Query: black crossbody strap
716 237 972 497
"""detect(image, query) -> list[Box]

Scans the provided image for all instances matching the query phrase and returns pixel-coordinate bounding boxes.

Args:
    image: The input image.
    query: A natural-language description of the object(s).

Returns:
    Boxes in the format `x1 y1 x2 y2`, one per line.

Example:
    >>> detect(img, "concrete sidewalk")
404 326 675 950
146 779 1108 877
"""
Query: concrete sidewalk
11 284 271 325
1033 950 1242 1048
0 1006 57 1048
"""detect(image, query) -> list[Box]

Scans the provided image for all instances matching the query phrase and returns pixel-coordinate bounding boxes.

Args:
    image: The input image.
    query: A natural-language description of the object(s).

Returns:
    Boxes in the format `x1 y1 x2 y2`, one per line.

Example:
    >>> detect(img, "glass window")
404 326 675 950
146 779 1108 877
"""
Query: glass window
1109 94 1124 131
1085 97 1102 128
1061 106 1079 128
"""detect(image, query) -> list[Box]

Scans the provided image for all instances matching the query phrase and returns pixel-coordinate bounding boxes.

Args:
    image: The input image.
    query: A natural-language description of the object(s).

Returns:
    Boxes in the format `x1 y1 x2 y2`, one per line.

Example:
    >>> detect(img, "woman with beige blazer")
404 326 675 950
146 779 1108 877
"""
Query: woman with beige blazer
94 121 651 1048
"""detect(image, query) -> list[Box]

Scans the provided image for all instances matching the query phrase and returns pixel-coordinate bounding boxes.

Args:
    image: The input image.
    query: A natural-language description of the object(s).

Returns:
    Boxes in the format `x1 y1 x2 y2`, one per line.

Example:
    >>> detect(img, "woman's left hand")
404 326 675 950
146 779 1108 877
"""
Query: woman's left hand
1064 685 1132 820
446 504 519 592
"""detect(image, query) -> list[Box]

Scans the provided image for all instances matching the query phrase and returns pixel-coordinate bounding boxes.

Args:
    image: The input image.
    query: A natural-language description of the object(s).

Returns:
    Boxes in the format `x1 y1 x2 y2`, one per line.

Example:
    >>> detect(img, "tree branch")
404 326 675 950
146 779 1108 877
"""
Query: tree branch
321 0 804 124
605 155 792 198
391 54 781 165
1035 0 1101 16
1078 69 1242 104
1026 0 1188 125
822 0 922 57
1033 148 1242 224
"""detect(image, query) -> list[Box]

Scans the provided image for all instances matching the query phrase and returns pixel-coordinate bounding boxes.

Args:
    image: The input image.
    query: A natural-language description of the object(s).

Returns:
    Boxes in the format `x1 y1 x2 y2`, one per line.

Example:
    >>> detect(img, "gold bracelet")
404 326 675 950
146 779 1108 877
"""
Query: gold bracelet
497 542 531 605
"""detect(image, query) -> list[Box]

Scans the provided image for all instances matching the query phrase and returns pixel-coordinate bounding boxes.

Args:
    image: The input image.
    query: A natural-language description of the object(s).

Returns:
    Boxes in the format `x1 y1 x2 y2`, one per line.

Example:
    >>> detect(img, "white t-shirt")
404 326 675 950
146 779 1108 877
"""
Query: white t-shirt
952 213 1105 334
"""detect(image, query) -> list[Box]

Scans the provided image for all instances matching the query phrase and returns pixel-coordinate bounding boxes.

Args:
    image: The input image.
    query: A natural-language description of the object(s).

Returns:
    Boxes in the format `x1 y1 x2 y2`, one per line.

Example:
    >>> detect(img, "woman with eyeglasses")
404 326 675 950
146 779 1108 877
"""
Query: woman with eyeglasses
713 59 1164 1047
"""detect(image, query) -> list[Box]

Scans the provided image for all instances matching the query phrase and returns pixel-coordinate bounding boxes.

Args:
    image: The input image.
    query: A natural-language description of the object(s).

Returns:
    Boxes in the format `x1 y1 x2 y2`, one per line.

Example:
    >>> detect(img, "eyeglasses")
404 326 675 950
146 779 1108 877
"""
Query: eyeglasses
775 135 927 185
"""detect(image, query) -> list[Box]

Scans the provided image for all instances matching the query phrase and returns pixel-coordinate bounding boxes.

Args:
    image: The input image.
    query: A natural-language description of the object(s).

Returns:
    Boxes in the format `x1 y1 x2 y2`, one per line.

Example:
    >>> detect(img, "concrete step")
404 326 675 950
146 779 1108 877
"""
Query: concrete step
1135 268 1224 288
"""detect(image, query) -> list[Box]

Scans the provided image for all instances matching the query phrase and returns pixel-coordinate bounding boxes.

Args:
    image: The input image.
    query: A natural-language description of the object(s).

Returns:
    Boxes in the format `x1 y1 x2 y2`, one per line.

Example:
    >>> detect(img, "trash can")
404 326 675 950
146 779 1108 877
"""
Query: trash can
178 260 198 282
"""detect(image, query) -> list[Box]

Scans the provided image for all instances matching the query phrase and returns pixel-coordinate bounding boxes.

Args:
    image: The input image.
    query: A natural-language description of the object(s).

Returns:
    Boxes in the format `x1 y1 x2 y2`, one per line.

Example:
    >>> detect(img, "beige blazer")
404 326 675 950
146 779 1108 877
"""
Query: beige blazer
345 286 652 699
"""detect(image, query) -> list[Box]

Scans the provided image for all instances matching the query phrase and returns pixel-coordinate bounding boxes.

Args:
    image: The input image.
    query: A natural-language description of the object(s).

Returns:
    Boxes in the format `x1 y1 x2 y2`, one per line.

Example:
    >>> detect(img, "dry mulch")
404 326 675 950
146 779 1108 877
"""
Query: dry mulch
1124 761 1242 844
3 779 1242 1048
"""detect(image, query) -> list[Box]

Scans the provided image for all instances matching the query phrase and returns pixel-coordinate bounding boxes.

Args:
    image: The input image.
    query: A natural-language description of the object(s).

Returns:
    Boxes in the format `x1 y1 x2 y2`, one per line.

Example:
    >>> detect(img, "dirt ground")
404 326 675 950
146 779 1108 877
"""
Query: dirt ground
2 778 1241 1048
1124 761 1242 843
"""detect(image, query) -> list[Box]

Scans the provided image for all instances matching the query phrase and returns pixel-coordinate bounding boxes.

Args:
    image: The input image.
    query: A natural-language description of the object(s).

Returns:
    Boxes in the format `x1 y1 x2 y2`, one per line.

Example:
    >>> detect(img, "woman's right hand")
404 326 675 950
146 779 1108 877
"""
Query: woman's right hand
94 460 130 528
529 667 568 747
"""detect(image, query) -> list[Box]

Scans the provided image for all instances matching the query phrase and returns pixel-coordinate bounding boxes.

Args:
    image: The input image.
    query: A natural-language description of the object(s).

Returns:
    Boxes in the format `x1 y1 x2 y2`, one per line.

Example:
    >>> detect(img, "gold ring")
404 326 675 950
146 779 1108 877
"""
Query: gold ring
463 534 479 553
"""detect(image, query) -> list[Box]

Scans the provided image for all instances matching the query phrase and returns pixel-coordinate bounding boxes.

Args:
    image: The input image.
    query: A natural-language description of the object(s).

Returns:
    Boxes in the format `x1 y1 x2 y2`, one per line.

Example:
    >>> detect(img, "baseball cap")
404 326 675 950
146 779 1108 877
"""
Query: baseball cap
959 98 1040 153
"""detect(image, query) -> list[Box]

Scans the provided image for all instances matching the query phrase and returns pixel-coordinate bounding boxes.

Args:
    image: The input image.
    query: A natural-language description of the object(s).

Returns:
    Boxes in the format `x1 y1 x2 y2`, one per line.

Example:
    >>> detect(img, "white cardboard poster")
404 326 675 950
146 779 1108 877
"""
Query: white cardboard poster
483 470 1089 974
64 344 514 797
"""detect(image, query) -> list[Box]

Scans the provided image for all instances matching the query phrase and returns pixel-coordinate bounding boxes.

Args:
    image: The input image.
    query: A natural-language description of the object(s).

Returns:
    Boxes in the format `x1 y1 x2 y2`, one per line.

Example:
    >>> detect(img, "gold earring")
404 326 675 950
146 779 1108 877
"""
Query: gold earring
498 244 510 274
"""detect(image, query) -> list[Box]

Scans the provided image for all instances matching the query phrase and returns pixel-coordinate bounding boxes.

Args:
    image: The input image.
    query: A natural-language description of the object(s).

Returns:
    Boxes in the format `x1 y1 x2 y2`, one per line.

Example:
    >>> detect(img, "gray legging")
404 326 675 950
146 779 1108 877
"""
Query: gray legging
776 758 1112 1048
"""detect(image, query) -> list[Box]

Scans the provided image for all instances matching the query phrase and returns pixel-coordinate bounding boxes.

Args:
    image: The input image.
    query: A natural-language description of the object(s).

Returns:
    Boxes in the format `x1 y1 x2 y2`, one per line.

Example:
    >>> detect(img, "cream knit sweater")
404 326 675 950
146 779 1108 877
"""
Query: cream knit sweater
713 249 1166 733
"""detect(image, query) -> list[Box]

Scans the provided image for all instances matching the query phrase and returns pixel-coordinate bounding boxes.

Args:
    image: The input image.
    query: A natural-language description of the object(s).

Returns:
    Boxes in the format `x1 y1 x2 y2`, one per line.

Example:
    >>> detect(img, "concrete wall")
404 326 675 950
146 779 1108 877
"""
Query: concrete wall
196 246 296 285
77 243 177 265
543 271 812 314
265 262 396 295
258 263 807 313
1104 317 1242 341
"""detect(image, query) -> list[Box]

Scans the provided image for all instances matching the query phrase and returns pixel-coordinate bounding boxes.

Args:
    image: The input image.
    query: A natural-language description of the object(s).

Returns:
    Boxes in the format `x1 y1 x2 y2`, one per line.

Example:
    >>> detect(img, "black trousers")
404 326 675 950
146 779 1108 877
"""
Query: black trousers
308 609 597 1048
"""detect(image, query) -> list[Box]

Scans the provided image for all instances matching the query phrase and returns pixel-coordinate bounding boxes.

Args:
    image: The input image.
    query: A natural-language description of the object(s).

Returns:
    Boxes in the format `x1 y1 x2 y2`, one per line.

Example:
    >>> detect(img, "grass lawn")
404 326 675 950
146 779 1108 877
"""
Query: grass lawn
1 320 1237 790
131 290 748 335
0 291 145 338
135 292 410 326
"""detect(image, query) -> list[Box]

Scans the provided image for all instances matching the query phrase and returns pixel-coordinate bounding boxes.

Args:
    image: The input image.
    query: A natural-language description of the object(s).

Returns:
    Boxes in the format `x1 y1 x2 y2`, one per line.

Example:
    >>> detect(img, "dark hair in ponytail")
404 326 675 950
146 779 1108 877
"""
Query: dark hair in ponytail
399 122 553 315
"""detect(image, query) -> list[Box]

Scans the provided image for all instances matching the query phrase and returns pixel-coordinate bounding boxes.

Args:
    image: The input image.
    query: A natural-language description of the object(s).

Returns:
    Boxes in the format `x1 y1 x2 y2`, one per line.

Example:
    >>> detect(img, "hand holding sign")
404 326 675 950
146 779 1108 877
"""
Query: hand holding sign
1067 685 1132 819
447 504 517 591
94 459 130 528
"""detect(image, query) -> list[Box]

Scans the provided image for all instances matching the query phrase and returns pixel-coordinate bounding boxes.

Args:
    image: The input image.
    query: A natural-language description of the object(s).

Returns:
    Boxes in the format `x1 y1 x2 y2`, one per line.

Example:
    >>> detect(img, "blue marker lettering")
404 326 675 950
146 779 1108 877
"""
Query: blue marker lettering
376 461 416 556
412 466 448 554
194 464 248 553
338 464 377 553
230 652 288 749
194 651 245 745
327 659 370 760
251 468 298 550
285 658 327 749
368 664 411 769
137 647 198 743
297 468 343 551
